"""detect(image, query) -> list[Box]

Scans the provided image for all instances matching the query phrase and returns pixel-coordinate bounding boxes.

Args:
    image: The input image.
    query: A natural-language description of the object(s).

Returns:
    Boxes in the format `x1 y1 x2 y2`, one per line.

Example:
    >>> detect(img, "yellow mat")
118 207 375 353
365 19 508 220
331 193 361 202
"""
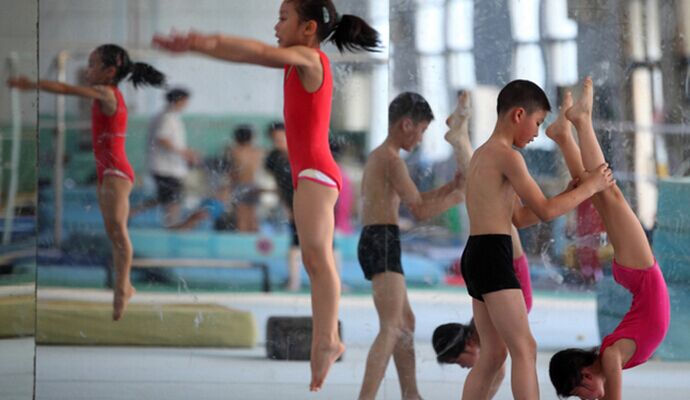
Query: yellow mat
0 295 36 338
36 300 256 348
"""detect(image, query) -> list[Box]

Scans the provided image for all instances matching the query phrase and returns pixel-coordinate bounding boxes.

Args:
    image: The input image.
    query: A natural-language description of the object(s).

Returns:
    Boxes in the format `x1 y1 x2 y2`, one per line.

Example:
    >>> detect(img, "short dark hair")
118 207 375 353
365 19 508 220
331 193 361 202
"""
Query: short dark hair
234 125 254 144
549 348 598 398
166 88 190 104
497 79 551 116
432 321 474 364
388 92 434 126
267 121 285 136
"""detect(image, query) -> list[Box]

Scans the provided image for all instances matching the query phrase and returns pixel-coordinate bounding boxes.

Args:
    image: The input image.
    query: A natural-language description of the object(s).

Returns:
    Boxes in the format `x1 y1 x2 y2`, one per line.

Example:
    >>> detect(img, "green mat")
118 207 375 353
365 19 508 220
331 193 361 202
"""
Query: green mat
36 300 256 348
0 295 36 338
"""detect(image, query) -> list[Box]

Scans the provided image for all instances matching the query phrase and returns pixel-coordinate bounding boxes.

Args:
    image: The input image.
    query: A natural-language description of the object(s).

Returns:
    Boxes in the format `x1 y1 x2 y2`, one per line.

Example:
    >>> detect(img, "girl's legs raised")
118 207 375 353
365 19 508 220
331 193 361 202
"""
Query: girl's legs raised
97 176 135 321
358 272 410 400
293 179 344 391
444 91 473 172
561 78 654 268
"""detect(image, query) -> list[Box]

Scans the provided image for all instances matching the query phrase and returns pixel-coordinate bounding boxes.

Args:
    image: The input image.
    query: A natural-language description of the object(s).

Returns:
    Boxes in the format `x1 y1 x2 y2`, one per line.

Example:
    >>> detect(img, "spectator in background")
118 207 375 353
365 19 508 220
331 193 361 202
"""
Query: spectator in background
265 121 301 291
225 124 264 232
142 88 198 225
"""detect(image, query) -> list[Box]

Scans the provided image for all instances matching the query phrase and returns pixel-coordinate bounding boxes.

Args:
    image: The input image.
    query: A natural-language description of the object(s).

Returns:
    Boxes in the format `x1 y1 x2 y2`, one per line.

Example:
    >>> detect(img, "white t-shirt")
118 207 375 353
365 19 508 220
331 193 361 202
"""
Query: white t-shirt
147 110 189 179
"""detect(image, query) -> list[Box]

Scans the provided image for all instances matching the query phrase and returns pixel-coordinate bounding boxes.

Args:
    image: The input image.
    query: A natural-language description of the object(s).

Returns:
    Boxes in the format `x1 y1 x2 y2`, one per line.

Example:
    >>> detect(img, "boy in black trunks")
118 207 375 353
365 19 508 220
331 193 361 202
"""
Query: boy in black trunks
460 80 614 400
357 92 464 400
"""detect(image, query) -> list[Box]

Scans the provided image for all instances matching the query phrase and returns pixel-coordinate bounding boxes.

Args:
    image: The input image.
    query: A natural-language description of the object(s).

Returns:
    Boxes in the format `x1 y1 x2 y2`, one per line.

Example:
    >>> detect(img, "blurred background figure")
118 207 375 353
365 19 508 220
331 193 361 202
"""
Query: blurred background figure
135 88 198 226
264 121 301 291
225 124 264 232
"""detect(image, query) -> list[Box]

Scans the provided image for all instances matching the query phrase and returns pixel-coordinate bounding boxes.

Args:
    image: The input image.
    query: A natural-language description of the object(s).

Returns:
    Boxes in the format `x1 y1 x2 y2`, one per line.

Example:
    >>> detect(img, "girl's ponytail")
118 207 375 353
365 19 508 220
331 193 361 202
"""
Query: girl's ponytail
289 0 381 53
128 62 165 88
96 43 166 89
328 14 380 53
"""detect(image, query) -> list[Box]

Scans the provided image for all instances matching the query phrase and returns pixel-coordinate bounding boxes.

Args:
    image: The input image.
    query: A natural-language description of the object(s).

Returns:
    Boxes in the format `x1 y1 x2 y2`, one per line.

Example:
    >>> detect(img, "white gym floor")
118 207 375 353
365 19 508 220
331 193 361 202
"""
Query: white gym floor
3 288 690 399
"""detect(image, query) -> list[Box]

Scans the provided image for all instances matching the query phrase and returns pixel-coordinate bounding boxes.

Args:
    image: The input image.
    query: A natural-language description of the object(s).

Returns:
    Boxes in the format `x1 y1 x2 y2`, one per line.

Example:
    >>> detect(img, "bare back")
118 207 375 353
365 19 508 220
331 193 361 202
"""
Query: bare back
361 146 407 225
229 145 264 184
465 140 518 235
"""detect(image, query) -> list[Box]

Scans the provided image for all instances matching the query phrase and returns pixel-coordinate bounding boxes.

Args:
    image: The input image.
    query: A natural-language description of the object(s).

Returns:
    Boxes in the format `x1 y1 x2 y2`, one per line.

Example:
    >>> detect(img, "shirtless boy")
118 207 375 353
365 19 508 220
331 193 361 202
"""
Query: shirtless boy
357 92 464 400
460 80 614 400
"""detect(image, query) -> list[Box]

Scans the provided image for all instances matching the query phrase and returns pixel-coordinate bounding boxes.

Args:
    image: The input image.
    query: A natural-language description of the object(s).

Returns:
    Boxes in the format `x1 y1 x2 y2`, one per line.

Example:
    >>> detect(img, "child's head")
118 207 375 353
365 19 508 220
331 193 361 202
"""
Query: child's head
388 92 434 151
432 320 479 368
267 121 287 150
234 124 254 144
165 88 190 110
496 79 551 148
89 44 166 88
276 0 380 52
549 348 604 399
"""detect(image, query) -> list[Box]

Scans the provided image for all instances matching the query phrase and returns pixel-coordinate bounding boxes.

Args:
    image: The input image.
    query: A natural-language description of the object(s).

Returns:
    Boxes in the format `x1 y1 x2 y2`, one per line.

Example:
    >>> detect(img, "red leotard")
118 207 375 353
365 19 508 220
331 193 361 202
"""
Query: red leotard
599 259 670 369
283 49 342 190
91 86 134 184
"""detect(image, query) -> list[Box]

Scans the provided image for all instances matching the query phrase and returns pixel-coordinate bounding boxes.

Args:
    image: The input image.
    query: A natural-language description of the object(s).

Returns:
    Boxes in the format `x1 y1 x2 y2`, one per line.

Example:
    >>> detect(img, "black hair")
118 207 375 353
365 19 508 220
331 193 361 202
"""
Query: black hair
96 44 166 89
388 92 434 126
549 347 599 398
166 88 190 104
288 0 381 53
234 124 254 144
496 79 551 116
267 121 285 136
432 321 475 364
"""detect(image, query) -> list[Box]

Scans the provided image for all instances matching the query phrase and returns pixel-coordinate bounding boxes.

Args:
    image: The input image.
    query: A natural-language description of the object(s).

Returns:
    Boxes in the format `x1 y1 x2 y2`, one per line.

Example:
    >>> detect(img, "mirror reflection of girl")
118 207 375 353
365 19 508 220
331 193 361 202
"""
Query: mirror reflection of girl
7 44 166 321
547 77 670 400
152 0 380 391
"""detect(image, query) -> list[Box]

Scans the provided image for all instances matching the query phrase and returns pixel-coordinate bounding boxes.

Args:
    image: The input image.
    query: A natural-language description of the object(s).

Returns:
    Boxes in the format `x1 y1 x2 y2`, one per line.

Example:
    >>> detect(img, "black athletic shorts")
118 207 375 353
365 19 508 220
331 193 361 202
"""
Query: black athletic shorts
357 224 404 280
154 175 183 205
460 234 521 301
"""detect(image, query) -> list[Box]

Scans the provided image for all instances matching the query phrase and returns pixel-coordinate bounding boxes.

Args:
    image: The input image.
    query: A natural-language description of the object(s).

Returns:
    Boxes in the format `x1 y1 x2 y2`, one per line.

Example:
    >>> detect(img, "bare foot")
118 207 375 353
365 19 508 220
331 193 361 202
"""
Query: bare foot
309 340 345 392
113 283 136 321
545 90 574 145
444 91 471 148
565 76 593 127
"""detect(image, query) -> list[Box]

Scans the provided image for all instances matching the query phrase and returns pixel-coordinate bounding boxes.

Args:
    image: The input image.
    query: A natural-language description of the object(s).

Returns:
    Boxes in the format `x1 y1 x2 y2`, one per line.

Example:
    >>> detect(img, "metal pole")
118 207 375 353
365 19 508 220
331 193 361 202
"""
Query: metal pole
624 0 657 230
53 50 68 247
3 52 23 245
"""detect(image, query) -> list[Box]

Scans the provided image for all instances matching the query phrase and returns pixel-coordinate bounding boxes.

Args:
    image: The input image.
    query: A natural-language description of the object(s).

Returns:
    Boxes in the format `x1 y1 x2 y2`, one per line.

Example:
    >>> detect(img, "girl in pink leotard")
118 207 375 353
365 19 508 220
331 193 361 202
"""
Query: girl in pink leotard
8 44 166 321
547 78 670 400
152 1 380 391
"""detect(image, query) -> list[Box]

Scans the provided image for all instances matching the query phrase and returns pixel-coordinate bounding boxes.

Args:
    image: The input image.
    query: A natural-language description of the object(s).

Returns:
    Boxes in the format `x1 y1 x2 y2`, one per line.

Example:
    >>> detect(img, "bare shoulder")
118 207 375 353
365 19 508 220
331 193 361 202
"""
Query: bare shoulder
604 338 637 366
289 46 323 68
92 85 116 99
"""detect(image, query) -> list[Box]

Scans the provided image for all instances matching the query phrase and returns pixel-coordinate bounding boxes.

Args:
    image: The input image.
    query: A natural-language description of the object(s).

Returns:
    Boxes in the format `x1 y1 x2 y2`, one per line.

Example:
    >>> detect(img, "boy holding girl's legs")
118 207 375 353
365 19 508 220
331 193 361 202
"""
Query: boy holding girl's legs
460 80 614 400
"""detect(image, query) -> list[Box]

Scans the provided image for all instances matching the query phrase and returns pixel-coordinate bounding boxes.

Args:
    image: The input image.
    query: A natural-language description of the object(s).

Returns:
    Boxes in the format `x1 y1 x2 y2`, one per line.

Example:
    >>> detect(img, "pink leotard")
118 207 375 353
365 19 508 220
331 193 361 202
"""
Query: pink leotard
513 254 533 313
283 49 342 190
91 86 134 184
599 259 670 369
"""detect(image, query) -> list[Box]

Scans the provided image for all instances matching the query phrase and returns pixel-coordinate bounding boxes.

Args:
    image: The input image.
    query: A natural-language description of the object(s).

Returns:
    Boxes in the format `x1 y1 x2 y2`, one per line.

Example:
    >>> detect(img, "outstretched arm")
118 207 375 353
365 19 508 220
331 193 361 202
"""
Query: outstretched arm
504 150 613 227
152 32 321 69
389 156 464 221
512 177 582 228
8 76 117 113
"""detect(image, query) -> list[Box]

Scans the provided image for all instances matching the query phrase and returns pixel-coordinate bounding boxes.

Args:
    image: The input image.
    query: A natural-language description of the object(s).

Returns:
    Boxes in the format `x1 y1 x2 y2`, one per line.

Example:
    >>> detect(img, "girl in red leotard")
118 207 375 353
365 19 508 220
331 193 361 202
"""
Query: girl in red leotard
153 1 379 391
8 44 165 321
547 78 670 400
